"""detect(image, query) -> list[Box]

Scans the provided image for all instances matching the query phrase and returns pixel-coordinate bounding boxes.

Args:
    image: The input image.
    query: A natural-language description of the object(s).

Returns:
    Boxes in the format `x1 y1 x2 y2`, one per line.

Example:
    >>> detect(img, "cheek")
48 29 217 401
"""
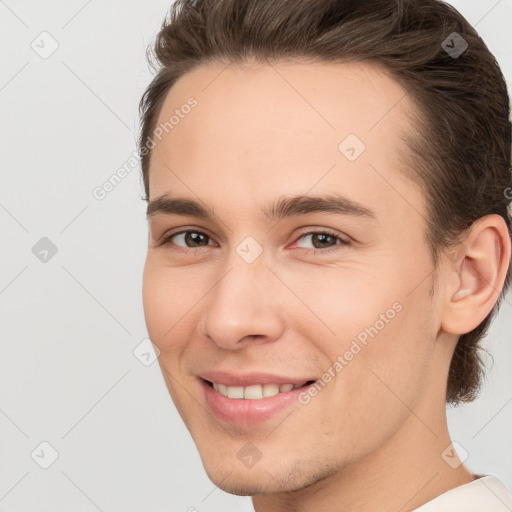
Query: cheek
330 285 435 420
295 262 435 401
142 263 165 339
142 261 187 347
282 264 402 344
298 297 435 461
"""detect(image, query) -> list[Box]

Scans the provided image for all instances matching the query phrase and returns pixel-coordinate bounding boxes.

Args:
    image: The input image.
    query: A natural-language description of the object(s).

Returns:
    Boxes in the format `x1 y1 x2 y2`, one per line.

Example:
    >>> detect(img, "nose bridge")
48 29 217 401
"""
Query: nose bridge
202 241 284 348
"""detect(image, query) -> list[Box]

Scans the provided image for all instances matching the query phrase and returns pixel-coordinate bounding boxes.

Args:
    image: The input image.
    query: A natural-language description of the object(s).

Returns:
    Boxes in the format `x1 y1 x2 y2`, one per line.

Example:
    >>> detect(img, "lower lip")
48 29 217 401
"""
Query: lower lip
201 379 313 425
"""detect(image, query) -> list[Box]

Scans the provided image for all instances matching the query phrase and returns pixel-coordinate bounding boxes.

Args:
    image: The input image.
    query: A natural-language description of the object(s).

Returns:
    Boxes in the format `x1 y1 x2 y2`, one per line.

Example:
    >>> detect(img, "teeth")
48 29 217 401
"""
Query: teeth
227 386 244 399
211 381 304 399
262 383 279 397
244 385 263 399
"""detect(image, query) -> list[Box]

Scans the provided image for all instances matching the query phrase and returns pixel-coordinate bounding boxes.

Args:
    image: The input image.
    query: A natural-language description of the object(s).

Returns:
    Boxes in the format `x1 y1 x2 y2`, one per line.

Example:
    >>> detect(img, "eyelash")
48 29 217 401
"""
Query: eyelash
157 228 349 255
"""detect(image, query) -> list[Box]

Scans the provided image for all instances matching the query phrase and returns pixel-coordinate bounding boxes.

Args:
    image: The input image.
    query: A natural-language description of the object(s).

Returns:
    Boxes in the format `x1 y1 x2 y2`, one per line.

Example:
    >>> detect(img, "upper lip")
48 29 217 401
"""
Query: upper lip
198 371 316 387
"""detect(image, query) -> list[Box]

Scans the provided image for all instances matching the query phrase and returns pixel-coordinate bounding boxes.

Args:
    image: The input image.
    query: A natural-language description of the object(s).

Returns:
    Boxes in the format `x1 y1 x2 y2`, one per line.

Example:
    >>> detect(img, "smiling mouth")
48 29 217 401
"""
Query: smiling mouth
203 379 316 400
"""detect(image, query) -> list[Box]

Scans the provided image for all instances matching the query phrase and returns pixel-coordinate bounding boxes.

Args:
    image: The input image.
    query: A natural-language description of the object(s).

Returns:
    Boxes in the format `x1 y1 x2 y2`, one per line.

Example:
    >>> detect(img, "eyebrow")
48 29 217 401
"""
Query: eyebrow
146 193 376 222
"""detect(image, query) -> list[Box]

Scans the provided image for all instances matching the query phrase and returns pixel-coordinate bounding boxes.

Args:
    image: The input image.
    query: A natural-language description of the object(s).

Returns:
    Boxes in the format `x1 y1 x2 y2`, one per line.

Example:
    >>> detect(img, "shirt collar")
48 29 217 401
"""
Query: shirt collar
412 474 512 511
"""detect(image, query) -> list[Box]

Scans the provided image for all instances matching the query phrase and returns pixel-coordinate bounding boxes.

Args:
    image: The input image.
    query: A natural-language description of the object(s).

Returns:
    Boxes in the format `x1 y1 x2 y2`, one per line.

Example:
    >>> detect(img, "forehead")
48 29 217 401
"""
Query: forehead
148 58 421 218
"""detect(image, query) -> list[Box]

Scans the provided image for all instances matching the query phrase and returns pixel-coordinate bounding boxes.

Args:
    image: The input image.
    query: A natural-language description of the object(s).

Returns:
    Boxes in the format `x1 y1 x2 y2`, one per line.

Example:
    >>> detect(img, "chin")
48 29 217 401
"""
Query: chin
199 452 341 497
204 467 296 496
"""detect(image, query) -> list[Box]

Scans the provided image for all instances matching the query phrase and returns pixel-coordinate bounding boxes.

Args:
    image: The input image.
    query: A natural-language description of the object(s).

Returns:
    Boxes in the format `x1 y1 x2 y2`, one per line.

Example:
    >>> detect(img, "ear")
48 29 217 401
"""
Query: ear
441 214 511 335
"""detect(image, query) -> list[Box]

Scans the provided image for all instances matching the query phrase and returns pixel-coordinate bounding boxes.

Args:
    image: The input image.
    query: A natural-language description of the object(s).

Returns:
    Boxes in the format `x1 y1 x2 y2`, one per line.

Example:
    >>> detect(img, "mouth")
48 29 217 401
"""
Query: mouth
198 374 318 425
202 379 316 399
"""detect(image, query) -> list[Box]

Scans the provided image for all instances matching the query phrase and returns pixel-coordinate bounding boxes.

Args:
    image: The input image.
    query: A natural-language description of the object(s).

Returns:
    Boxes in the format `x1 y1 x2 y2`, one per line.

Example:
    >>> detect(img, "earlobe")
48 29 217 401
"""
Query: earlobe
441 215 511 335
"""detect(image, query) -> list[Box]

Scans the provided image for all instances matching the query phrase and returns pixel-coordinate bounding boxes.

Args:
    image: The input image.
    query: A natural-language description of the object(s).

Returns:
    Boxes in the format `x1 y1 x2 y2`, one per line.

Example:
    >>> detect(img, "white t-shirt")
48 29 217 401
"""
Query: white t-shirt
413 474 512 511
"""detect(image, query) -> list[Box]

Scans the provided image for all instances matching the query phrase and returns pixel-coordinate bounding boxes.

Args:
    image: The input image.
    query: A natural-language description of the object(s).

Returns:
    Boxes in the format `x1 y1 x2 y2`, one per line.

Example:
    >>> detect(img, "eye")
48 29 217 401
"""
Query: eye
158 230 215 250
157 228 349 255
292 229 349 253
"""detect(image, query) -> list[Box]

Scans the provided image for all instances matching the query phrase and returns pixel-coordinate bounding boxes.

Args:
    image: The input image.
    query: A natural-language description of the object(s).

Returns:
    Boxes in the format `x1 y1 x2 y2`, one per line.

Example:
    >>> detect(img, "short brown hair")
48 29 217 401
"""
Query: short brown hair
138 0 512 405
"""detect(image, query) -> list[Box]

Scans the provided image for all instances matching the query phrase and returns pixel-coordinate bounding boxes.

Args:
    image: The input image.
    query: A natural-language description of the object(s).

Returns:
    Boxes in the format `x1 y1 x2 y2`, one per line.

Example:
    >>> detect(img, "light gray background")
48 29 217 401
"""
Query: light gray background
0 1 511 511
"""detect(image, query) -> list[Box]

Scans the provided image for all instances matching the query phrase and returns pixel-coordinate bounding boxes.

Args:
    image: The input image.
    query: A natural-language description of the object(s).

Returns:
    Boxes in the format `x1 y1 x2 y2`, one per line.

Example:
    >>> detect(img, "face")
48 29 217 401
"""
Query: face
142 59 447 495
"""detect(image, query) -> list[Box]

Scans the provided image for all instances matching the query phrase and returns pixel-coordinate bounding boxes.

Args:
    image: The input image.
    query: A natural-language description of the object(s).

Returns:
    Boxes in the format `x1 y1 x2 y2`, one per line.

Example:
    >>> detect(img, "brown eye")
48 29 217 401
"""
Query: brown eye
162 230 213 248
295 230 348 252
310 233 337 249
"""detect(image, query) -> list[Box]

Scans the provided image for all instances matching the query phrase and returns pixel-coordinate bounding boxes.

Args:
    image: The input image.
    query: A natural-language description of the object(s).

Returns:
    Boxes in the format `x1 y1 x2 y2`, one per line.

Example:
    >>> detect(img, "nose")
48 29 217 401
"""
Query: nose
200 254 285 350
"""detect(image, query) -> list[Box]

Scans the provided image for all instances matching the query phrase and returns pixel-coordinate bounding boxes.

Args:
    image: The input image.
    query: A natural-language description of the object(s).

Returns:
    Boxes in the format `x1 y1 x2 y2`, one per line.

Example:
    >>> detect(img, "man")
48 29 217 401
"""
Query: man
139 0 512 510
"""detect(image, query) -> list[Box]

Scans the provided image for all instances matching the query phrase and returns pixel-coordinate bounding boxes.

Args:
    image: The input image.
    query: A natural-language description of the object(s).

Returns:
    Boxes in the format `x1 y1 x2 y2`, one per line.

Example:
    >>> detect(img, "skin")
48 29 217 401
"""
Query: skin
142 58 511 511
